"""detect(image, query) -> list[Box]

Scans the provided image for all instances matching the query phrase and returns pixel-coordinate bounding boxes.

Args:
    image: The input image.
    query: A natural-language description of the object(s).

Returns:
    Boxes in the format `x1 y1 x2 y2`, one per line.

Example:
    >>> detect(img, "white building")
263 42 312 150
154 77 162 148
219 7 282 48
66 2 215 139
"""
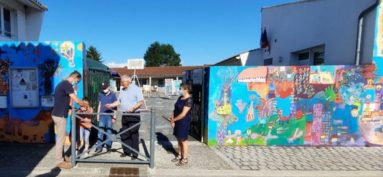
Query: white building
216 0 379 66
0 0 47 41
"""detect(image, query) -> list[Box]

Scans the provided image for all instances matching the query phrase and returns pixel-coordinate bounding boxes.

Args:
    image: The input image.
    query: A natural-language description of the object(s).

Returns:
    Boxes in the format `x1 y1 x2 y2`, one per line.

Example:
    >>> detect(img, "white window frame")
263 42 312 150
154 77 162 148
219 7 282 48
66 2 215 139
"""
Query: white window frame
0 4 15 39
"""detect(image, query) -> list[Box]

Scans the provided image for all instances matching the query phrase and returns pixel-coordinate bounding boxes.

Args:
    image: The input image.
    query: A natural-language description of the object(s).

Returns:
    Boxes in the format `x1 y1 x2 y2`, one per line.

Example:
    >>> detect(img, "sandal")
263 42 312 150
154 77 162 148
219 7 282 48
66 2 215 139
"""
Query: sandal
171 155 182 162
176 158 188 166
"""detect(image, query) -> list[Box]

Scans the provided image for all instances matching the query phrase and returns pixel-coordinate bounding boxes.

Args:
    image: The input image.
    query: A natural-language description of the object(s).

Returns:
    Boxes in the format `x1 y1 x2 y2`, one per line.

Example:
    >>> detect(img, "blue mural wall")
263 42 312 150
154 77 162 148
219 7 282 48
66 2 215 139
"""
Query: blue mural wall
0 41 84 143
207 65 383 146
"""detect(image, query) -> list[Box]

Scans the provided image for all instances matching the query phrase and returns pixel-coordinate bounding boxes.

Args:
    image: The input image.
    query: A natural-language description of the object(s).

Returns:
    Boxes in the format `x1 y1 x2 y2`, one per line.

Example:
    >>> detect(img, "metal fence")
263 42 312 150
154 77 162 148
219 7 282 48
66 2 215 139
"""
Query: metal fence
70 108 156 168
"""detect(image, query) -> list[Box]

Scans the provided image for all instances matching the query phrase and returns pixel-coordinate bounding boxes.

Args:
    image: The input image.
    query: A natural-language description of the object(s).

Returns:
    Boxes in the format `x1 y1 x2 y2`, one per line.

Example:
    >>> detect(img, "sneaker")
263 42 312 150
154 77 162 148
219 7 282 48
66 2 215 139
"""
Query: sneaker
57 162 72 169
82 152 89 159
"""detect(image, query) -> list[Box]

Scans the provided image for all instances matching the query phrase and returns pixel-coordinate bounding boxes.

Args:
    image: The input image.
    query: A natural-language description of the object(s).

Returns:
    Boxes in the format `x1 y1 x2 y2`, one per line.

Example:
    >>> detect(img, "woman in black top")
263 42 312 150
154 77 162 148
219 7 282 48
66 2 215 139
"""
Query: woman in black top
170 83 193 166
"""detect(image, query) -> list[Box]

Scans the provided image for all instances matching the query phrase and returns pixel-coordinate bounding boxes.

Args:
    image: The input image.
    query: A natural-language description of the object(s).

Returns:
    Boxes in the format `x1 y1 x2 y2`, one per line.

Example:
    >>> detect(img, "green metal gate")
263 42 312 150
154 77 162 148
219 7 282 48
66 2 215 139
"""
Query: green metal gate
84 59 111 111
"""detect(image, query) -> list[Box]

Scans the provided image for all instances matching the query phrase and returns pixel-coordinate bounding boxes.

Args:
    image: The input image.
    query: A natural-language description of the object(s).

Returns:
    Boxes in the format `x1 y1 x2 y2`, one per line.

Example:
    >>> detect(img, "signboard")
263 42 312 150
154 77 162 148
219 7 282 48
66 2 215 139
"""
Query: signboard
127 59 145 70
165 79 173 96
10 68 39 108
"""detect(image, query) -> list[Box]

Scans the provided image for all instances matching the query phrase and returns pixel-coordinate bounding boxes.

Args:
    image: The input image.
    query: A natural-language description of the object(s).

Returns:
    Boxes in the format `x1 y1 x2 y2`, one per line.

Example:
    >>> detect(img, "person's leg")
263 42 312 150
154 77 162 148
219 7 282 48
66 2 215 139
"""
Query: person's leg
52 116 66 165
106 116 113 150
178 140 183 157
176 139 189 166
96 116 106 151
79 127 84 149
171 139 182 162
131 116 141 158
182 140 188 159
84 128 90 152
121 116 131 155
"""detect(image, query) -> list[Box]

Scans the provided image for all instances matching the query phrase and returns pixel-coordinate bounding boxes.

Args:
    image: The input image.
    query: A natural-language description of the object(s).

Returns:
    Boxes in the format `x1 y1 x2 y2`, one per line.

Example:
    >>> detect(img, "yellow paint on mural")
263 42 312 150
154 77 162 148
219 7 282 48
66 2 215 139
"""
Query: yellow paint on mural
77 43 83 51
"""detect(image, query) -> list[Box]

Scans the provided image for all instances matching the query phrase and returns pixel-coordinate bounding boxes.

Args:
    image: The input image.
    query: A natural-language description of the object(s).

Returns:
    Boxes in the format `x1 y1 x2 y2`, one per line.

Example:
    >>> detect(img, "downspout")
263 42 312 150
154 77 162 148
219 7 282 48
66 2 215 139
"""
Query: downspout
355 0 380 65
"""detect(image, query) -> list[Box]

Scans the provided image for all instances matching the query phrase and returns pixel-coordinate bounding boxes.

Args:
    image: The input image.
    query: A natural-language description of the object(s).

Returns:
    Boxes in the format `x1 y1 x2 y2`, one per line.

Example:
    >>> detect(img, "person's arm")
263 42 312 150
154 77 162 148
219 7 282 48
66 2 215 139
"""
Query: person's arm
128 88 145 112
128 100 144 113
69 93 85 106
106 100 120 108
172 106 192 122
172 98 193 122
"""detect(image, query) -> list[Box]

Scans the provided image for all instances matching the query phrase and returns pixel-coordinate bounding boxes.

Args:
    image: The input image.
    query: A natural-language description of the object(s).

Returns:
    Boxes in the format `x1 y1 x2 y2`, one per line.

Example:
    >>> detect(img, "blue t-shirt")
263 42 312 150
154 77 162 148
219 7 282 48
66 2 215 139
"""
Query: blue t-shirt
98 91 117 113
119 84 144 112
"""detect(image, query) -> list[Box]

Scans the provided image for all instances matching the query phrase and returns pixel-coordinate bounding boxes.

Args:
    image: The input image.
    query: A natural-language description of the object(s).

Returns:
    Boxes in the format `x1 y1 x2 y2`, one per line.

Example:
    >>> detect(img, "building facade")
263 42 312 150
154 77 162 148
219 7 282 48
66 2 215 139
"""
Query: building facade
111 66 202 89
0 0 47 41
216 0 378 66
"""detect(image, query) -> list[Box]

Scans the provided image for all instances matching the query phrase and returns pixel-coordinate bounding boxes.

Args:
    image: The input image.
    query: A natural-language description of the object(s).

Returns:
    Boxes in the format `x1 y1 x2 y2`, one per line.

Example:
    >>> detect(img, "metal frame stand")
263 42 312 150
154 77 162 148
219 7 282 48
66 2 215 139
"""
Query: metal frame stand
70 108 156 168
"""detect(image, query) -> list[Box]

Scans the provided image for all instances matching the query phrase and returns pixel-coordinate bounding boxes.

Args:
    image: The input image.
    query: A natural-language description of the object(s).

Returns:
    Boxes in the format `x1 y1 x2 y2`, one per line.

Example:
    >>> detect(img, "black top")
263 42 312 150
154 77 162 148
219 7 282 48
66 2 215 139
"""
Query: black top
52 80 74 117
173 96 193 118
173 96 193 140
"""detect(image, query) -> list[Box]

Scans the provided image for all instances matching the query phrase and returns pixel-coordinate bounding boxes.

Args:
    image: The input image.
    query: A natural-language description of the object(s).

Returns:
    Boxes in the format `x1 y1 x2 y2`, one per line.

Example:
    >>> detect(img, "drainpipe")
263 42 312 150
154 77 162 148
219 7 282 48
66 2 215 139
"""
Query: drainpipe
355 0 380 65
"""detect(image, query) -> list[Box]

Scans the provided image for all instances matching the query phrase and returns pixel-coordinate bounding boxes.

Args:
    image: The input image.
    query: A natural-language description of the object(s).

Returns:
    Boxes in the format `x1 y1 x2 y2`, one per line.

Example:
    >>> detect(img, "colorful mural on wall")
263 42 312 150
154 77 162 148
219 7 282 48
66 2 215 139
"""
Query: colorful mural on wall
207 65 383 146
0 41 84 143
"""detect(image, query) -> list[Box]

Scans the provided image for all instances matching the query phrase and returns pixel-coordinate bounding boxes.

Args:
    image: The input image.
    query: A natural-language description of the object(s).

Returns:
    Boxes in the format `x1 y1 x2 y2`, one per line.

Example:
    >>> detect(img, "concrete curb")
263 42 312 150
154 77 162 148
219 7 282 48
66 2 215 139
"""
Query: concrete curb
148 169 383 177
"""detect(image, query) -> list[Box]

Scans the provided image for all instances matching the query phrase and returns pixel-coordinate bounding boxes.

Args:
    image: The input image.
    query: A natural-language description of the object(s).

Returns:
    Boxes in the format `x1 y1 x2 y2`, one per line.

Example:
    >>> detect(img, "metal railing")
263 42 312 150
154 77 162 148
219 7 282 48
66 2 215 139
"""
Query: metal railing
70 108 156 168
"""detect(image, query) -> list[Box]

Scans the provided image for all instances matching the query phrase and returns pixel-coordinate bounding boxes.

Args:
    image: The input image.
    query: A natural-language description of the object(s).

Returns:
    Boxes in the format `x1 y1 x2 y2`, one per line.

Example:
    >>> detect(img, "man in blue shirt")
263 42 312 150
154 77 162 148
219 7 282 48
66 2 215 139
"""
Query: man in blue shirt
95 81 117 153
106 75 144 159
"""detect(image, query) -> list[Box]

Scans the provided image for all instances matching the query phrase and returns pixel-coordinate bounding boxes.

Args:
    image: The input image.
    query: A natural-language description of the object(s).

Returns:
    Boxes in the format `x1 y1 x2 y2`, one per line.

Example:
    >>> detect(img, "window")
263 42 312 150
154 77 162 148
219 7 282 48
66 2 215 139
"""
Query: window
313 51 324 65
3 8 11 37
0 5 13 38
264 58 273 66
158 79 164 87
294 46 325 65
298 52 310 60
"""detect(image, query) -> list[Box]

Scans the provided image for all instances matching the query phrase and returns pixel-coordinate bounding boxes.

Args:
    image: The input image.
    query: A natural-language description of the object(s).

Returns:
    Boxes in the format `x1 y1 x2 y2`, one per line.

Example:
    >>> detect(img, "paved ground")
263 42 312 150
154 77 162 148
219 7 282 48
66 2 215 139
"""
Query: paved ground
214 146 383 171
1 95 383 177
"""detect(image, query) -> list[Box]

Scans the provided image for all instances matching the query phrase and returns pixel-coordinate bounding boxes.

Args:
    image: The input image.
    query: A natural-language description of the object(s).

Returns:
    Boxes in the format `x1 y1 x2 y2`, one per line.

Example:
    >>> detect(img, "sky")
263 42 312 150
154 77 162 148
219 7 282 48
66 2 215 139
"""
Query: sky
40 0 297 67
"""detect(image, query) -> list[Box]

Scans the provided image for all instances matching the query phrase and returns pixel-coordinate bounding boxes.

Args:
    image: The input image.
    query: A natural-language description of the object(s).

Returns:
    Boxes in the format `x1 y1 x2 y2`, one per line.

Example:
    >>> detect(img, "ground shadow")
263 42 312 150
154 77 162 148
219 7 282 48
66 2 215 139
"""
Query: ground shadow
155 132 177 156
0 143 56 177
35 167 61 177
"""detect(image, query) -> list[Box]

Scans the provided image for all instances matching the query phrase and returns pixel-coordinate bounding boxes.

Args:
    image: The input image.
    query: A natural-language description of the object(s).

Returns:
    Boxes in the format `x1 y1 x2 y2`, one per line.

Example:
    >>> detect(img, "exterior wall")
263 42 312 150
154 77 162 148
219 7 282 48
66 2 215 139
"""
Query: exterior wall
361 8 377 65
0 41 85 143
207 64 383 146
245 49 263 66
257 0 376 66
0 0 45 41
25 8 44 40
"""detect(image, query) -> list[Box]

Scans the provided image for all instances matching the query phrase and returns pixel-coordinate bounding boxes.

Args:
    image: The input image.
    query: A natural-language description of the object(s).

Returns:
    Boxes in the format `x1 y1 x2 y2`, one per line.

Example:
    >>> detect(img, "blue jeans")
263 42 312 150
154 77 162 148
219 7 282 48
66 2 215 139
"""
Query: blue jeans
96 115 113 149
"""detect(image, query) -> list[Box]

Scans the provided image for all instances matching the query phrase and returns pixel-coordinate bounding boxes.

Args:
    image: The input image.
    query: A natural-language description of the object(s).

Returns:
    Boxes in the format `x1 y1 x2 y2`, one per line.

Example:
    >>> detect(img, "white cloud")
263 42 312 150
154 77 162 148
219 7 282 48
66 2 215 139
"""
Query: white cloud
105 62 126 68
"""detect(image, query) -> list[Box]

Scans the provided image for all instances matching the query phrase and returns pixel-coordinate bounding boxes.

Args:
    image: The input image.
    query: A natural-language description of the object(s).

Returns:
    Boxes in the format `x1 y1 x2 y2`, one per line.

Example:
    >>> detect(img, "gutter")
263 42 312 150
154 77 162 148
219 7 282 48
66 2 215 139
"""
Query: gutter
25 0 48 11
355 0 380 65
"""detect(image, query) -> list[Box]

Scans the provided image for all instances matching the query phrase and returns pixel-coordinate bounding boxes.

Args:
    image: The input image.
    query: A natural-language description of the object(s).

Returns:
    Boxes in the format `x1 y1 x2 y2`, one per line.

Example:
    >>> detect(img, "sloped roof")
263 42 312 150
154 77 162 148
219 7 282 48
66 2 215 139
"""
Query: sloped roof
86 59 109 72
111 66 203 78
18 0 48 11
262 0 319 10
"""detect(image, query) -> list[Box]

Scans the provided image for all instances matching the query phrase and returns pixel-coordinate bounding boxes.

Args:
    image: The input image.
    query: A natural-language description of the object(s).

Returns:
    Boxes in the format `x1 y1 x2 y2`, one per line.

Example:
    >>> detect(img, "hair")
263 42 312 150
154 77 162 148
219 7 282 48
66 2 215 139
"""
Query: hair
83 97 90 102
181 82 192 94
69 70 81 79
120 75 132 82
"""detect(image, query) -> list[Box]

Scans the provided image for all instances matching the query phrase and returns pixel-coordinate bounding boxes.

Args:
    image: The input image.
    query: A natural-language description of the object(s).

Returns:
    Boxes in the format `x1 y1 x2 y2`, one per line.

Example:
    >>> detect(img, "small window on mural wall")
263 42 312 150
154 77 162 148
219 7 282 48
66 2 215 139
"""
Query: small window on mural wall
10 68 39 108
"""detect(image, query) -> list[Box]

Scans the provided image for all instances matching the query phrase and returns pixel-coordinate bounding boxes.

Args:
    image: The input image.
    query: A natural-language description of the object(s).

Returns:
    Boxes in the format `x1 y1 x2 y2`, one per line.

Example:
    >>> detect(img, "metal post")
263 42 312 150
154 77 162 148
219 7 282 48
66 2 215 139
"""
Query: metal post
71 108 76 167
149 108 155 168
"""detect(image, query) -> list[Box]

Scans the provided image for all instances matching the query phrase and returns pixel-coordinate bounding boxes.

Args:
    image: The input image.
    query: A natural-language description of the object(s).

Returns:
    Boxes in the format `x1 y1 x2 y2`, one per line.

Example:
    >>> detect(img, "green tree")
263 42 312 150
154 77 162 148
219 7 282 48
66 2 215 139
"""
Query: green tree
86 46 103 62
144 42 181 67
